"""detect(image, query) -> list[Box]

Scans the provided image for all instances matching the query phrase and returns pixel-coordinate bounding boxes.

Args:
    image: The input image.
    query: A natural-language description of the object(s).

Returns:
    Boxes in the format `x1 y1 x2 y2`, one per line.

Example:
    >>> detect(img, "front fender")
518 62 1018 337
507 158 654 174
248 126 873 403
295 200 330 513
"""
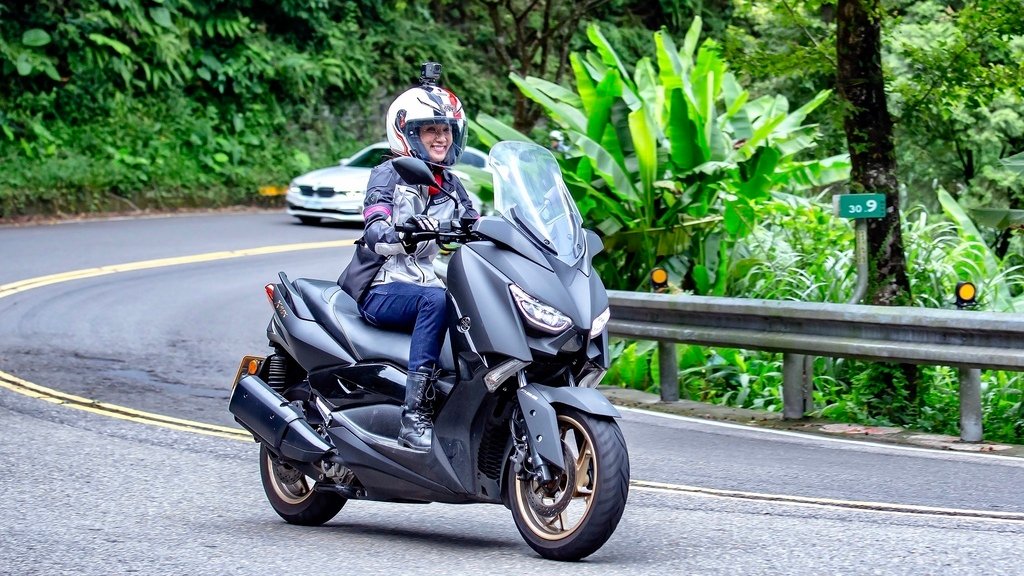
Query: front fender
516 384 620 470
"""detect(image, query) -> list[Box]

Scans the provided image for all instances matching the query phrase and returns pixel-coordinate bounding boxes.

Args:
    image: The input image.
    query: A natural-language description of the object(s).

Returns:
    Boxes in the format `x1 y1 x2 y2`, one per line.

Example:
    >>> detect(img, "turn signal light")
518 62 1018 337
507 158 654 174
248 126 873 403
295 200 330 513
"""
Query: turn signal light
247 359 259 375
265 284 275 304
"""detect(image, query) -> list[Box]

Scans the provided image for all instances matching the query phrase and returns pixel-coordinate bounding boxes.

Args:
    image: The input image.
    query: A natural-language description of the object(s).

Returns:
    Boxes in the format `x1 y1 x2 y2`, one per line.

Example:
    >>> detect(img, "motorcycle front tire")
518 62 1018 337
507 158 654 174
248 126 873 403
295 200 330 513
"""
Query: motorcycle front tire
507 406 629 561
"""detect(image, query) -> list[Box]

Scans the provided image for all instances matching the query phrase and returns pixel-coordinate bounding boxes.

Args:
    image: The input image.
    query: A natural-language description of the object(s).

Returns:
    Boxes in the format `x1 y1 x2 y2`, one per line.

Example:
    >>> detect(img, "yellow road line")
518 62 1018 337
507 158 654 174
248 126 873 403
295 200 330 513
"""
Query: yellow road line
0 239 356 299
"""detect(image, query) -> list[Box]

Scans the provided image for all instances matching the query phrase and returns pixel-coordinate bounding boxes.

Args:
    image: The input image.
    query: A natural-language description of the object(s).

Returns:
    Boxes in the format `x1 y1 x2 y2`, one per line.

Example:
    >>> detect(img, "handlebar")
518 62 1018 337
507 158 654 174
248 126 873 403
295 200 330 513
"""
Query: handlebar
395 219 478 244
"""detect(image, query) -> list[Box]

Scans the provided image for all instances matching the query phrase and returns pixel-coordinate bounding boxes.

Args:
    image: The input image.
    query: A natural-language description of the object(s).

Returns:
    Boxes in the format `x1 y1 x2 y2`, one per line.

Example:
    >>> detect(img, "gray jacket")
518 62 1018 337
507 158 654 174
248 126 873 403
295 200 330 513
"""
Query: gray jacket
362 159 478 288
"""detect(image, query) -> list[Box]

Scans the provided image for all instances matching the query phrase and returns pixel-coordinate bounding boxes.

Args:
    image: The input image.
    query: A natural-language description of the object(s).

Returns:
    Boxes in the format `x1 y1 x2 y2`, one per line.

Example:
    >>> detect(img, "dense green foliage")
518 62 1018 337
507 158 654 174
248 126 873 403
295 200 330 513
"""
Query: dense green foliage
474 18 849 293
0 0 691 217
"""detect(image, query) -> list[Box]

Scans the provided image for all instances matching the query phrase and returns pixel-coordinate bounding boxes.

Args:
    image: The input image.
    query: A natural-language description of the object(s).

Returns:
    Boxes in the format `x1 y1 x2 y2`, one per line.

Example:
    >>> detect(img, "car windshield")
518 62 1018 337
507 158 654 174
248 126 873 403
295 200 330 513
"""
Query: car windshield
345 147 390 168
490 141 583 265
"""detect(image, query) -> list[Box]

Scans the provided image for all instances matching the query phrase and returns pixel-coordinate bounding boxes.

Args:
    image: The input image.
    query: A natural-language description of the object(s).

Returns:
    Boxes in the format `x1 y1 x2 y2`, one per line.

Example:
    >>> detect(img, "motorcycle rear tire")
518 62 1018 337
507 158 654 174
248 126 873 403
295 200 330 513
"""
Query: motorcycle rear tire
259 445 345 526
507 407 629 561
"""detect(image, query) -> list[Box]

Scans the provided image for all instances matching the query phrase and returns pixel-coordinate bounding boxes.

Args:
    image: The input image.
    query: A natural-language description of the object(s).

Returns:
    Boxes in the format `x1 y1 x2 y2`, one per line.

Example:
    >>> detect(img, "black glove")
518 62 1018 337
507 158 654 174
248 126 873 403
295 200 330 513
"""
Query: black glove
401 215 439 253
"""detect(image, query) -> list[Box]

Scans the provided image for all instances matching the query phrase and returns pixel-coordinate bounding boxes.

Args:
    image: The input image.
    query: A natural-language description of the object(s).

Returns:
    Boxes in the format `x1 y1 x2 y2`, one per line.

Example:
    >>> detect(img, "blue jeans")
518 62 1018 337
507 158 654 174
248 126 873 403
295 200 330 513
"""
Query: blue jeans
361 282 449 373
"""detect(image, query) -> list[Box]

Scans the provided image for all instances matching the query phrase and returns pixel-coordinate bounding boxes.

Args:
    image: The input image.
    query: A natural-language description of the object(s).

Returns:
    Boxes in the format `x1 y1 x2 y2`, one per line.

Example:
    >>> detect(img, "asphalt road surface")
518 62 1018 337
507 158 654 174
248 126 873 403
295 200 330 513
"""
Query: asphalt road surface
2 212 1023 575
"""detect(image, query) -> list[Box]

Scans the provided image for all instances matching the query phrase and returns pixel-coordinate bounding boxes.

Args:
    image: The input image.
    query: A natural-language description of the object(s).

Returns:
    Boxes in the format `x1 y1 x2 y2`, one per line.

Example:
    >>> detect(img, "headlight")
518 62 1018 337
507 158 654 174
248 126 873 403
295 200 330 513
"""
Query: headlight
288 184 300 195
590 307 610 338
509 284 572 333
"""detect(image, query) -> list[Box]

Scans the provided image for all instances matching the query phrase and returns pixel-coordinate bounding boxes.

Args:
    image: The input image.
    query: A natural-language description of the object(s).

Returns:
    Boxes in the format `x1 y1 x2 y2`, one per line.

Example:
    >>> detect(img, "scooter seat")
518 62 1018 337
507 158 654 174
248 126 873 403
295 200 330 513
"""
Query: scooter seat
291 278 454 371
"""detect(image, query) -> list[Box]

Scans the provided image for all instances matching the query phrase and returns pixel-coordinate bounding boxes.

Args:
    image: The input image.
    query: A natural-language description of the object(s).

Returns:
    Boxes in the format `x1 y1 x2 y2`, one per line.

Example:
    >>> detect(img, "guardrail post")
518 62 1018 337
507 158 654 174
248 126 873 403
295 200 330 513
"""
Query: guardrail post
958 367 982 442
783 353 810 419
803 355 815 411
658 341 679 402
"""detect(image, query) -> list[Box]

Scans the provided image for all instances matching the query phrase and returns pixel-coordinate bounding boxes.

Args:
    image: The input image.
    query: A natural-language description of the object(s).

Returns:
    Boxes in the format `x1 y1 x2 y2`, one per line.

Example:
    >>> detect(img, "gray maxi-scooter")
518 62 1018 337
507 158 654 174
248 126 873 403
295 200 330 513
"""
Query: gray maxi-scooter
228 141 629 561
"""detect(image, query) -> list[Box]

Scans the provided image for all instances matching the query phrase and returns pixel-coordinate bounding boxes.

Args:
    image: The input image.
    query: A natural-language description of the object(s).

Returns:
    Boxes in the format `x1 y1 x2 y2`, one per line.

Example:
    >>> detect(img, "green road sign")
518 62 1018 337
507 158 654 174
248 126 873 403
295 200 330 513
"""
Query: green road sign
834 193 886 219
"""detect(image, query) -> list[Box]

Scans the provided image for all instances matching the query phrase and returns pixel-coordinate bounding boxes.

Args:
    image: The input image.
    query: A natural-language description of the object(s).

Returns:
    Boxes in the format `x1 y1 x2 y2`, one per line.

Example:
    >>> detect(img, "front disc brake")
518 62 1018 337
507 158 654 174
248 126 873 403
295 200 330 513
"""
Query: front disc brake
525 441 575 517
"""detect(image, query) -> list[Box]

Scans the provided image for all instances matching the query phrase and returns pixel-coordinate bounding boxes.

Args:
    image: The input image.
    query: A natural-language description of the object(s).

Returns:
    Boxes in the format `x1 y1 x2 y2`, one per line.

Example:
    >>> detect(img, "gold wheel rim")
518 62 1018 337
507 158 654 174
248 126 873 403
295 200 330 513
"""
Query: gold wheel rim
266 452 315 505
514 414 597 541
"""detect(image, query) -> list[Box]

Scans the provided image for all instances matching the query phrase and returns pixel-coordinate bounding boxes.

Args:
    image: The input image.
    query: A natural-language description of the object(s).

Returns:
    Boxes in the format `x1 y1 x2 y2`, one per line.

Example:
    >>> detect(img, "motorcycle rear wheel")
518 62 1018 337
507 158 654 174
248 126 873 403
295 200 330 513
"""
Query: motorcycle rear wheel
259 445 345 526
507 407 629 561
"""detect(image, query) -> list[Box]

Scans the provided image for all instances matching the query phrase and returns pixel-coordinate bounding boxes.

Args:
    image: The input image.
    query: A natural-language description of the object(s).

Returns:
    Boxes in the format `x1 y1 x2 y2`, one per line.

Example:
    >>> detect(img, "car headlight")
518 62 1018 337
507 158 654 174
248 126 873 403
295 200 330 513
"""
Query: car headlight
288 184 300 195
509 284 572 334
590 307 610 338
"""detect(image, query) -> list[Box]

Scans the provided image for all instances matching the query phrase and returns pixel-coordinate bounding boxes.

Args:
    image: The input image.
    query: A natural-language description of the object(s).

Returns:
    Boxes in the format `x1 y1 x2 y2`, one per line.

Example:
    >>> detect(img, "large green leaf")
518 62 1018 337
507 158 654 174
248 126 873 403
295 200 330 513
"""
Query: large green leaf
570 53 598 115
22 29 51 47
469 114 532 148
721 74 751 141
968 208 1024 229
634 58 661 124
654 30 683 92
510 74 588 133
575 133 641 205
587 24 634 94
738 148 780 201
681 16 703 72
666 88 704 173
775 90 831 135
522 76 583 108
628 106 658 211
590 71 624 159
1001 150 1024 176
773 154 852 189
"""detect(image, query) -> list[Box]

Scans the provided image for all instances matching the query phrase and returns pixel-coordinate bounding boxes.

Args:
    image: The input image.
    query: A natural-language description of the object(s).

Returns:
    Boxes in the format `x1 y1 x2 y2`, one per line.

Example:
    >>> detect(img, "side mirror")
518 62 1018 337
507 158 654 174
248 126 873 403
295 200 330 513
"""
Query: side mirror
392 156 436 187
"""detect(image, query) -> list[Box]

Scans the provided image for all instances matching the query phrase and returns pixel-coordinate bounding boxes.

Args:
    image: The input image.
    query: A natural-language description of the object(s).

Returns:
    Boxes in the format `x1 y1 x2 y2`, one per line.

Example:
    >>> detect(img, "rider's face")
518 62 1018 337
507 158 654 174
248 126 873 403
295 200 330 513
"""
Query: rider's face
419 123 452 164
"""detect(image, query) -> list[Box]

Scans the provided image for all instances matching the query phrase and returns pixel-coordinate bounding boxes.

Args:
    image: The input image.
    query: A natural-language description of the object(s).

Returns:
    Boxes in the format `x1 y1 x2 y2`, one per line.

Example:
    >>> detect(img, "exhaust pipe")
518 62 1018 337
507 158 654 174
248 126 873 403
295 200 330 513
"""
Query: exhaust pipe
229 375 333 463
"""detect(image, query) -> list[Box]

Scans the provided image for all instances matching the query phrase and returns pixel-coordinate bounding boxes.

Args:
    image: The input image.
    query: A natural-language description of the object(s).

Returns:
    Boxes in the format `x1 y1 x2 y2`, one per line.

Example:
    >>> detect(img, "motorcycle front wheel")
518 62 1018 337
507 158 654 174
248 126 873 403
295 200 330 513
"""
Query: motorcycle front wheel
259 445 345 526
507 406 629 561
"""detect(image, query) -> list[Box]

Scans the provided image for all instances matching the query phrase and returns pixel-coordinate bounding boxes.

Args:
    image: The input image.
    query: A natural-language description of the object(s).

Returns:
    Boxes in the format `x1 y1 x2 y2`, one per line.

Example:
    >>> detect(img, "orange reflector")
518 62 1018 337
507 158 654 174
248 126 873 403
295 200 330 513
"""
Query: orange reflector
957 282 976 302
651 268 668 285
247 359 259 375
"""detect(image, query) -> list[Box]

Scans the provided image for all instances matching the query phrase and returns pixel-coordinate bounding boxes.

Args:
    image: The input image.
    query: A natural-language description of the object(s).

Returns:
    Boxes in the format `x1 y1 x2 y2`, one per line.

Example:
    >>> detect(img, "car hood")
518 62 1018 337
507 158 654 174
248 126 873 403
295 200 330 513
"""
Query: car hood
291 165 370 192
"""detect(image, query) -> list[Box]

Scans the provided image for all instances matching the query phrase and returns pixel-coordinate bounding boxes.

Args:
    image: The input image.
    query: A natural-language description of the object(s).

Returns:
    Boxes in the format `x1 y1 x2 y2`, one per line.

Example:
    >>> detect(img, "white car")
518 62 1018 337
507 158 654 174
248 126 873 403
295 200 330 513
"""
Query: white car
286 141 489 225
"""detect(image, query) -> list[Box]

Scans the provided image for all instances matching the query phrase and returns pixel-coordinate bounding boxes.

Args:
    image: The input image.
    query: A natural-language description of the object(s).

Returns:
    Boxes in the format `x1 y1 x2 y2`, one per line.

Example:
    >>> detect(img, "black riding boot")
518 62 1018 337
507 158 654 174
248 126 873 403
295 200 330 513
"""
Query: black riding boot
399 370 434 451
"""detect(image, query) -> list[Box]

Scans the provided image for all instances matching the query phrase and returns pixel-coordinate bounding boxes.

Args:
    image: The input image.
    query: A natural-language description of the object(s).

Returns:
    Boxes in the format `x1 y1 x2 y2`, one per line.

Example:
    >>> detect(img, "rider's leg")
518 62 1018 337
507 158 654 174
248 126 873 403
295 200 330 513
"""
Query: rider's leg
360 283 449 450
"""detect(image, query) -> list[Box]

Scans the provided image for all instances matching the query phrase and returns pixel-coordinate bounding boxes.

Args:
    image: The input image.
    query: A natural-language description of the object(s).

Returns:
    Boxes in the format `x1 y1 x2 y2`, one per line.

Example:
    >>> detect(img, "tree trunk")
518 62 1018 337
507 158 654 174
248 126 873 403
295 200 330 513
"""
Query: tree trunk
836 0 918 404
836 0 911 306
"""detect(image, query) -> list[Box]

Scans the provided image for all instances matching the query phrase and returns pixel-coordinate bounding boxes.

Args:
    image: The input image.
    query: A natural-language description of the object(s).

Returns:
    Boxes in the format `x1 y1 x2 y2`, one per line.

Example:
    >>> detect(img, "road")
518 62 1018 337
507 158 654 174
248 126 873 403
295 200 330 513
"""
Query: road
1 212 1022 575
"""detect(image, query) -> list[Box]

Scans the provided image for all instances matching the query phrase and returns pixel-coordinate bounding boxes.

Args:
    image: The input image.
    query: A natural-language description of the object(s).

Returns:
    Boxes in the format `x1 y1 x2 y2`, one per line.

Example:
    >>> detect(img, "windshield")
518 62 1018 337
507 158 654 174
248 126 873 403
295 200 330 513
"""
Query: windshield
490 141 584 265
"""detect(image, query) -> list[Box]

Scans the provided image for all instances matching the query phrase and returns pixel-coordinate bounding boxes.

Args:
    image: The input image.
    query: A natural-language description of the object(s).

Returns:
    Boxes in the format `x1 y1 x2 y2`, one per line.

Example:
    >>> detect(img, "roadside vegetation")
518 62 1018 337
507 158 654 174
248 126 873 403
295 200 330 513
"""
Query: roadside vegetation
2 0 1022 441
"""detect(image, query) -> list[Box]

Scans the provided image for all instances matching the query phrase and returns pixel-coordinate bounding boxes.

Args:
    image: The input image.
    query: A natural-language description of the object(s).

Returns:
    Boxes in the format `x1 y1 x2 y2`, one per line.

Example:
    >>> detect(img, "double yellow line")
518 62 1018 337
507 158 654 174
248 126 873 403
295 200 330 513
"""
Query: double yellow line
0 238 355 437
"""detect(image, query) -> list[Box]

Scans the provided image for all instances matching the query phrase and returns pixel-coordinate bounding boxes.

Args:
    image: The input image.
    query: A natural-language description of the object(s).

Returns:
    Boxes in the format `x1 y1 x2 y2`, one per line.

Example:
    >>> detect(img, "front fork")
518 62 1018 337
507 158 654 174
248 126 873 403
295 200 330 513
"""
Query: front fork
510 370 621 481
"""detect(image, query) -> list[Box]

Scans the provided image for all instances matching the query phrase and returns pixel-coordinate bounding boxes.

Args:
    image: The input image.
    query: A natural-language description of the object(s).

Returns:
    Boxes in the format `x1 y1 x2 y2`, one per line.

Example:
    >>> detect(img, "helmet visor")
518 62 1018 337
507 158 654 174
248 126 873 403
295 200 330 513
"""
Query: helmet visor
404 118 466 167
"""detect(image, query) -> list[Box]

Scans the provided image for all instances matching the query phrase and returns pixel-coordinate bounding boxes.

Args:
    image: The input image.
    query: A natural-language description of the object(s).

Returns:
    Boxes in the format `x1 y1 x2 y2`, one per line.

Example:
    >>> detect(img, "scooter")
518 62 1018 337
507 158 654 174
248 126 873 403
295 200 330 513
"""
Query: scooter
228 141 628 561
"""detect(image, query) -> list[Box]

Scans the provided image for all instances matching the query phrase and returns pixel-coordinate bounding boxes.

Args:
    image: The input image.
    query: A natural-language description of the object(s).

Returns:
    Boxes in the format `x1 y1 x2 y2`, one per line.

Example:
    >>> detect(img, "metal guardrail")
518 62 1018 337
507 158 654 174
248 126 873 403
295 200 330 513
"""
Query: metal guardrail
606 291 1024 442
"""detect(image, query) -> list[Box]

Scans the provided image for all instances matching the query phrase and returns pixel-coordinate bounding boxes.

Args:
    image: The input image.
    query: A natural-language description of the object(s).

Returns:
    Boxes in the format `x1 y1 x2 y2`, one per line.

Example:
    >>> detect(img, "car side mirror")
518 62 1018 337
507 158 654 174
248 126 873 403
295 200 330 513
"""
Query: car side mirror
392 156 436 187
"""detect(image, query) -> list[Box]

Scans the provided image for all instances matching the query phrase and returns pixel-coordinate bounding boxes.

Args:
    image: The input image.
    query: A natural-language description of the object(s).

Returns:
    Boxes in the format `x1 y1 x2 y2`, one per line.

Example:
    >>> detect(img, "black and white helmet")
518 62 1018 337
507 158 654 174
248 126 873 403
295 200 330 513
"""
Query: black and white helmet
386 85 467 167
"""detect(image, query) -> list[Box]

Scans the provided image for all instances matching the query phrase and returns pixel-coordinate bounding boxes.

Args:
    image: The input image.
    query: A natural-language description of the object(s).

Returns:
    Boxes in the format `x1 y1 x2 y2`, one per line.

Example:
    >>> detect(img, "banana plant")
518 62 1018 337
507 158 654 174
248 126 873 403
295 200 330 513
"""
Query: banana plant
473 18 849 294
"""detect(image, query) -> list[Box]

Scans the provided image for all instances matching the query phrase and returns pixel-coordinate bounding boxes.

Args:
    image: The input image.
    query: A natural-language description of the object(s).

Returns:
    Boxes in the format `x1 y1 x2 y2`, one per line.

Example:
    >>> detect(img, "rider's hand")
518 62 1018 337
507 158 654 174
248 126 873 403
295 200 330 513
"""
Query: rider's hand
401 215 438 253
